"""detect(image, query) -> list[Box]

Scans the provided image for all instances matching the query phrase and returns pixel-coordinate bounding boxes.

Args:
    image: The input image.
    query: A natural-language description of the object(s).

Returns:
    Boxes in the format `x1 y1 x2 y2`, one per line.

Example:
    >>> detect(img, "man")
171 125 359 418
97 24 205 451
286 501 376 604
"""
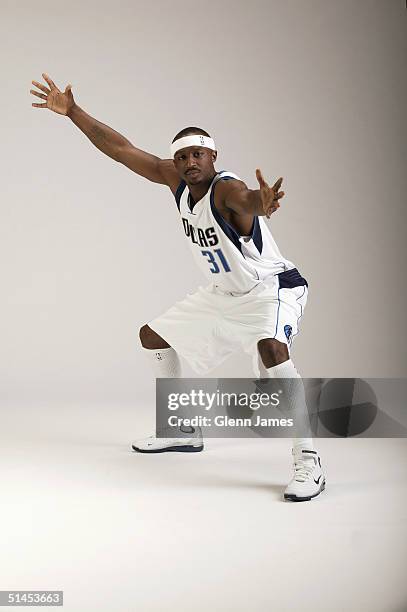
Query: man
31 73 325 501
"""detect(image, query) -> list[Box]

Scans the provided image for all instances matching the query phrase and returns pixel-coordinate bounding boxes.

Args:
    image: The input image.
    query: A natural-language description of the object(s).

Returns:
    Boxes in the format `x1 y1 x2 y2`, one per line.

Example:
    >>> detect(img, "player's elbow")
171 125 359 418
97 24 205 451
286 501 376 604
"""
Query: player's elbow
115 144 132 166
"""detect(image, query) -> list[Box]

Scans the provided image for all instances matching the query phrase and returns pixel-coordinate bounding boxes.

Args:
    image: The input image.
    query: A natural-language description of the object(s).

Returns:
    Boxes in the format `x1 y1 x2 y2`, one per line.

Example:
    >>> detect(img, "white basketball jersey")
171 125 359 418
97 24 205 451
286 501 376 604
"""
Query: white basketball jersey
175 171 297 294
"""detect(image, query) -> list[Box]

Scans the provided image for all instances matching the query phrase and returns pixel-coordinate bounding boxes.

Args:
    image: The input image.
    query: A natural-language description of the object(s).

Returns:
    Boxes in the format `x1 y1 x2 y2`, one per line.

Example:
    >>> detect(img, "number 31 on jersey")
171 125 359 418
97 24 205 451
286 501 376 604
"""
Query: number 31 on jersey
201 249 231 274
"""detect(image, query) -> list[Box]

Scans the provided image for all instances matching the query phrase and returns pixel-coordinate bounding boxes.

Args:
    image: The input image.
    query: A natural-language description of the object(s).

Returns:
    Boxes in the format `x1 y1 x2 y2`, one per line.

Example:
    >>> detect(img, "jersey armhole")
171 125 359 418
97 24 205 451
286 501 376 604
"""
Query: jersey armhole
174 180 187 212
211 173 263 255
210 176 243 254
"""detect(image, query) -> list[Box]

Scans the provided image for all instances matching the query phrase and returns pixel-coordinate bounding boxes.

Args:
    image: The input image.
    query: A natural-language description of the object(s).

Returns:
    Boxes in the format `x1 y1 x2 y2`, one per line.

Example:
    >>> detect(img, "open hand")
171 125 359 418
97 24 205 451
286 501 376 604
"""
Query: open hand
30 73 74 116
255 169 285 219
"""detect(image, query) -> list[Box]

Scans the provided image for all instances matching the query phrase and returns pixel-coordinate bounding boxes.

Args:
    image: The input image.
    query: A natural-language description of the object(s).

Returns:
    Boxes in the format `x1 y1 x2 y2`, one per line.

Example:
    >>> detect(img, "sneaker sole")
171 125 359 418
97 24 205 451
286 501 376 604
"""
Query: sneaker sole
284 479 326 502
131 444 204 454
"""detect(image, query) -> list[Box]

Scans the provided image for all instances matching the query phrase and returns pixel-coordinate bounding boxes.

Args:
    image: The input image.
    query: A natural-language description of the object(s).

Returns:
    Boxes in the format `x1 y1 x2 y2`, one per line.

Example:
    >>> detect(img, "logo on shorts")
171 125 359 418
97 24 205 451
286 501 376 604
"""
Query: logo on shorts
284 325 293 343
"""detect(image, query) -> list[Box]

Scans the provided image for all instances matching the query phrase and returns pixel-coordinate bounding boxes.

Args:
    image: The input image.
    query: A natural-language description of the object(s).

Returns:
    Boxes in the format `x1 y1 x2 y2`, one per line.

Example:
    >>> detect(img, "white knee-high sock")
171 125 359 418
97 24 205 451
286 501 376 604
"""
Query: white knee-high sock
257 352 268 378
264 358 314 454
142 347 181 378
142 347 201 438
142 347 186 435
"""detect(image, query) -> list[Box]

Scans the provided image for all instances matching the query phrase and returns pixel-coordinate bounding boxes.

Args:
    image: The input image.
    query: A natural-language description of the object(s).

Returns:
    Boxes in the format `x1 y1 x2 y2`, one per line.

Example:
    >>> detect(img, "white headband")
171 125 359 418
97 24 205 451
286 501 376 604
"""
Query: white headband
170 135 216 158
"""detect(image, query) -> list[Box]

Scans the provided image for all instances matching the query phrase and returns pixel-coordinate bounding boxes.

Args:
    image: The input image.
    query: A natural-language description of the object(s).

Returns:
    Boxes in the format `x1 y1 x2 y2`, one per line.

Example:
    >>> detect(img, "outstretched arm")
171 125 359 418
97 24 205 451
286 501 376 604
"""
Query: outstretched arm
30 74 179 191
216 170 285 218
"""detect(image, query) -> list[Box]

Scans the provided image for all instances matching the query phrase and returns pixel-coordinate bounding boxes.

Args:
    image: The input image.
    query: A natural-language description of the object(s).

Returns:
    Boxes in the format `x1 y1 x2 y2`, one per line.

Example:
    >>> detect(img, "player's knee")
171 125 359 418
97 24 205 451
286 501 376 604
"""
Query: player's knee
257 338 289 368
139 324 153 348
139 324 170 350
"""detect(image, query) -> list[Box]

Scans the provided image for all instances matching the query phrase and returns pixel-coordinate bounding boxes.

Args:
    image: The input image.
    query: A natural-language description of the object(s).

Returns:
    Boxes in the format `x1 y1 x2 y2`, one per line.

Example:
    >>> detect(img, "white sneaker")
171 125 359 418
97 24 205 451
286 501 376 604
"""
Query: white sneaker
284 449 326 502
131 425 204 453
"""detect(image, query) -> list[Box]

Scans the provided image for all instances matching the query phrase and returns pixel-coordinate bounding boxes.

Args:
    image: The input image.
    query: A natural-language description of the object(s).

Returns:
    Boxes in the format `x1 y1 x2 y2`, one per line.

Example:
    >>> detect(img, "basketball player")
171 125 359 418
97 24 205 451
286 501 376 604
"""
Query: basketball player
31 73 325 501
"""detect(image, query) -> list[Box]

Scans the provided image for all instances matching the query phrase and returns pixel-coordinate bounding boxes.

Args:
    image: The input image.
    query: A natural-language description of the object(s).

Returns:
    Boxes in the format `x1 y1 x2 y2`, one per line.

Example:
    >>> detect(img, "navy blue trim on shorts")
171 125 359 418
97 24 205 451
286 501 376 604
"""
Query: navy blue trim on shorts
273 286 281 339
174 180 187 212
277 268 308 289
290 285 307 344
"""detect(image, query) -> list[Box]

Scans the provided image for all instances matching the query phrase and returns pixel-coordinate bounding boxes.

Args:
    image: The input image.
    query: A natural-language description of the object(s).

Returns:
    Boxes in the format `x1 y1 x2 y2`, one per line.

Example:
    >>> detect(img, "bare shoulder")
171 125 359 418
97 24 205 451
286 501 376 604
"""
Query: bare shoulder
213 176 254 233
214 176 248 211
158 159 182 194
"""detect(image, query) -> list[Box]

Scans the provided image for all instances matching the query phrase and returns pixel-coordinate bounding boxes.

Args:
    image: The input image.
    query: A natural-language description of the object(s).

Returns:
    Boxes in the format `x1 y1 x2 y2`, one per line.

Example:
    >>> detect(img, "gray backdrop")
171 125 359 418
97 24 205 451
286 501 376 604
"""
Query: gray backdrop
1 0 406 405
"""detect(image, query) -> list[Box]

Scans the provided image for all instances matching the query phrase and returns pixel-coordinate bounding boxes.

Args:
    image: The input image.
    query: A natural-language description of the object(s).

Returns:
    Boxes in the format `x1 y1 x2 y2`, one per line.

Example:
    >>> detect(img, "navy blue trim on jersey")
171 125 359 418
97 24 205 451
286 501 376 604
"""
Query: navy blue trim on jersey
187 193 197 213
210 179 243 254
250 216 263 254
174 181 187 212
277 268 308 289
211 173 264 255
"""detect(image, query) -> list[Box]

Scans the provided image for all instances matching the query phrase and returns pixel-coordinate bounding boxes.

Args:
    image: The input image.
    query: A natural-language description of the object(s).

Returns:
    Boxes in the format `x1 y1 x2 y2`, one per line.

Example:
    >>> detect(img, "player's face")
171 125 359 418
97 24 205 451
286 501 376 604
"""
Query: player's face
173 146 216 185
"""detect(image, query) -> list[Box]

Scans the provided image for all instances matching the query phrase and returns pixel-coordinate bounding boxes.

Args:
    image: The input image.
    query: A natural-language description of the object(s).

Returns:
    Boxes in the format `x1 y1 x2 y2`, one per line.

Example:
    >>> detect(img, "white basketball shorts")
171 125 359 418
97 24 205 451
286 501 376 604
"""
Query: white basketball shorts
148 269 308 375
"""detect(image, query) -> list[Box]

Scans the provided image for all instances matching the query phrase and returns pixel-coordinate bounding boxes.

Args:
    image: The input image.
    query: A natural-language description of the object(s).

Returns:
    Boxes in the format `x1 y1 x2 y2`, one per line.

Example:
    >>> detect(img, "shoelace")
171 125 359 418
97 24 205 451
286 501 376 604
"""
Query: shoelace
293 457 316 482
